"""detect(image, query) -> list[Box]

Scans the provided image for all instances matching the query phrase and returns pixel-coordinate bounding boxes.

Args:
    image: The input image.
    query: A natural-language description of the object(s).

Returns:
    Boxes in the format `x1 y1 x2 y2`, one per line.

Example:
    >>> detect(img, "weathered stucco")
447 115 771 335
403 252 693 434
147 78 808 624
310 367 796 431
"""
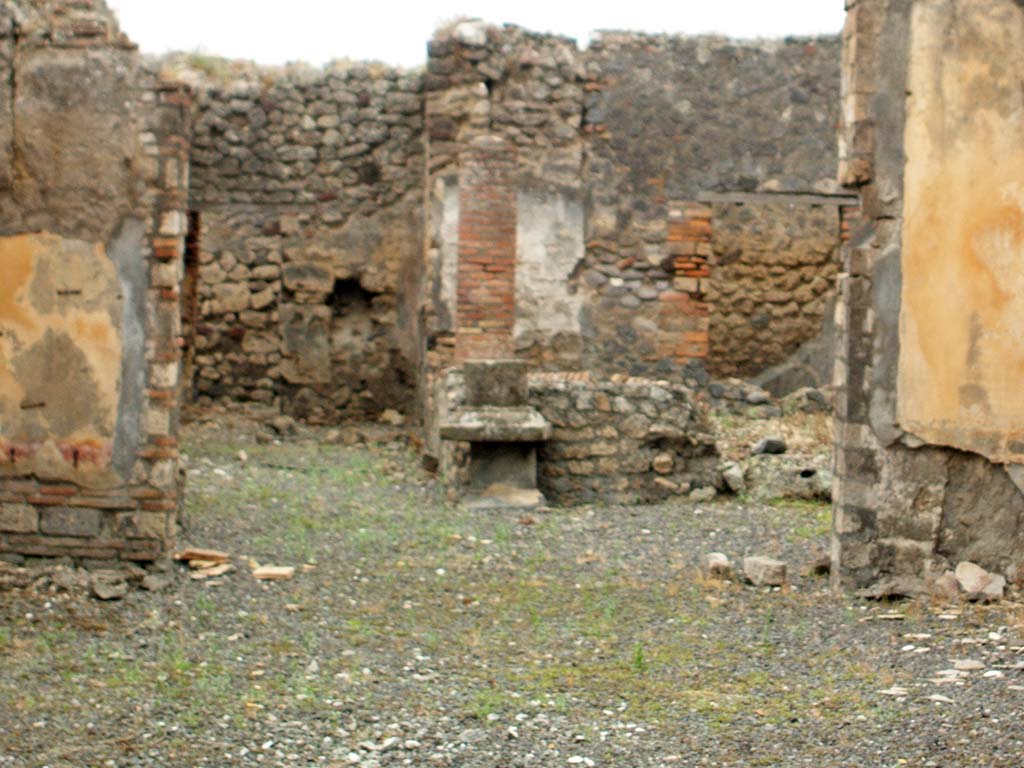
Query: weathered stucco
898 0 1024 464
833 0 1024 589
0 232 124 486
5 47 139 242
514 188 585 366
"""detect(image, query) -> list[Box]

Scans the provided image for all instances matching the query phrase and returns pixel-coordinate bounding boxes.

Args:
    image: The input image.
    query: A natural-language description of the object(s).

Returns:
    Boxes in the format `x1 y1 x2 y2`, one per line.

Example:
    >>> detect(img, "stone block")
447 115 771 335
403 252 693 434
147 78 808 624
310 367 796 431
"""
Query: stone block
39 507 102 538
115 511 168 540
689 486 717 502
282 262 334 293
209 282 250 313
722 462 746 494
251 264 280 280
440 407 551 442
743 556 787 586
752 437 787 455
701 552 734 579
652 452 675 474
90 570 129 600
251 286 276 310
955 561 1005 603
0 504 38 533
464 359 528 407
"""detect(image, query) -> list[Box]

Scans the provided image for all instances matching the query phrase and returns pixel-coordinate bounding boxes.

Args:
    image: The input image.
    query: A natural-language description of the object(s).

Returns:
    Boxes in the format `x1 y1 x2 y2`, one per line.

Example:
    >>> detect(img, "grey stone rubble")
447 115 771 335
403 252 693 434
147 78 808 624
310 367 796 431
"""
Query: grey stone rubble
721 462 746 494
953 562 1006 603
856 560 1009 604
744 456 834 503
0 559 172 600
89 570 129 601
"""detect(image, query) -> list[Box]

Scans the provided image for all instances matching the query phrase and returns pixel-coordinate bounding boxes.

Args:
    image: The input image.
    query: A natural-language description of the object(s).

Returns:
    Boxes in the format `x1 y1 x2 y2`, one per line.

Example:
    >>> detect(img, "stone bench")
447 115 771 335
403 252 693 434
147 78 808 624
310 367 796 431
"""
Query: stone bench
439 360 550 509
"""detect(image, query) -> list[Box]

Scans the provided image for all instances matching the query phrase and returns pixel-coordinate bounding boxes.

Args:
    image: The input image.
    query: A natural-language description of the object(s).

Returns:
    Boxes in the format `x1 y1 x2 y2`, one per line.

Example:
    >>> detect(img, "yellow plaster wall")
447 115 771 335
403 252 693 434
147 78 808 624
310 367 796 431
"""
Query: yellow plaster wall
898 0 1024 463
0 232 124 483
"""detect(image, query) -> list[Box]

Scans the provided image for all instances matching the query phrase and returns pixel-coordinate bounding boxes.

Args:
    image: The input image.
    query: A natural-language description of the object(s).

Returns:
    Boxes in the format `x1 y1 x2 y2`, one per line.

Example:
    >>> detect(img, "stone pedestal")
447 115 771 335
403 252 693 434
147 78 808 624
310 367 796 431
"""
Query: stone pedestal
440 360 550 509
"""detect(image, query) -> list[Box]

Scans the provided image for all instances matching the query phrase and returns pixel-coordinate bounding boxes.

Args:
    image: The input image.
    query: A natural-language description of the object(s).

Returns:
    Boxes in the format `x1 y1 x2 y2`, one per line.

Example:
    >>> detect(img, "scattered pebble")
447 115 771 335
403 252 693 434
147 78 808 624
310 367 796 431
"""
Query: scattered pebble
953 659 985 671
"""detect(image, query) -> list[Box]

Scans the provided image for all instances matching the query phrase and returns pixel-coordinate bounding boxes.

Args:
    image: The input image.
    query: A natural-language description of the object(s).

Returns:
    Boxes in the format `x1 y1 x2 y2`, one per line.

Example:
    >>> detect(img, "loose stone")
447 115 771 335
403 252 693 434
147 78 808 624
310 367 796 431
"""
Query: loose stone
743 556 787 587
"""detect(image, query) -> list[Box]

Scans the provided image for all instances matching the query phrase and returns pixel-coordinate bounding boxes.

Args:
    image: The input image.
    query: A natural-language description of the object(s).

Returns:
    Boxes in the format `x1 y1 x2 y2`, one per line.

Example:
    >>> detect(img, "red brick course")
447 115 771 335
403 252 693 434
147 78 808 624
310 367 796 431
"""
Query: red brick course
455 137 518 361
658 202 712 363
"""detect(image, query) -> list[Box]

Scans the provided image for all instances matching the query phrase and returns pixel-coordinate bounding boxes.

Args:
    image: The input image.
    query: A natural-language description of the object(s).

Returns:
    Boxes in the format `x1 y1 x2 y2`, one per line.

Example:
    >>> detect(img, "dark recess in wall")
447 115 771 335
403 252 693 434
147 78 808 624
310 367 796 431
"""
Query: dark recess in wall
328 278 377 319
181 210 202 398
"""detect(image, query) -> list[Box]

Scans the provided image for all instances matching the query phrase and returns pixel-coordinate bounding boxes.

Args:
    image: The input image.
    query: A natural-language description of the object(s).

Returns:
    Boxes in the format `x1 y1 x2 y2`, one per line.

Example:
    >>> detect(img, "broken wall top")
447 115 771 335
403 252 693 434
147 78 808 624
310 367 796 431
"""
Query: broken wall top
6 0 133 49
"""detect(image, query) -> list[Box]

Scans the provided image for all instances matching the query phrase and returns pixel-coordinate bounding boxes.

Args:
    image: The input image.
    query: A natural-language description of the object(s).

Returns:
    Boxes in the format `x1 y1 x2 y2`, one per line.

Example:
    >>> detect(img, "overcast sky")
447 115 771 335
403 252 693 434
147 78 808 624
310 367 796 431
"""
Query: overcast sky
105 1 846 69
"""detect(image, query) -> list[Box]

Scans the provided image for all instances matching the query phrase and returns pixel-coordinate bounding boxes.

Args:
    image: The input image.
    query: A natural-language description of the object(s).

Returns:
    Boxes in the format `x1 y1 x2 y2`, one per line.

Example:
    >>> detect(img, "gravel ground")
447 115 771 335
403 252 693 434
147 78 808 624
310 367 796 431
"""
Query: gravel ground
2 409 1024 767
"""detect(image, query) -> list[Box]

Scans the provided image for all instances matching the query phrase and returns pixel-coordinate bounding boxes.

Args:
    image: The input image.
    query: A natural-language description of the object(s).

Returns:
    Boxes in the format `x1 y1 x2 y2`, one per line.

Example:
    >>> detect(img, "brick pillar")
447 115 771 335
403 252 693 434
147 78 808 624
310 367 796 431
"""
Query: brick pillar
657 202 711 362
455 135 517 361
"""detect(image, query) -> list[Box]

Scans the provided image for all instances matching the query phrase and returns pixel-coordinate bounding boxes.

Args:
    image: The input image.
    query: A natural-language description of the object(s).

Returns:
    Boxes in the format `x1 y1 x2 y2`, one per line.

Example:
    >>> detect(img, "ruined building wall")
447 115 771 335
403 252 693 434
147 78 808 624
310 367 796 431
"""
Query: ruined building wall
0 0 189 561
175 24 849 432
530 372 719 505
422 24 849 398
708 201 840 381
833 0 1024 589
422 24 586 376
185 63 424 422
420 24 586 457
581 33 845 382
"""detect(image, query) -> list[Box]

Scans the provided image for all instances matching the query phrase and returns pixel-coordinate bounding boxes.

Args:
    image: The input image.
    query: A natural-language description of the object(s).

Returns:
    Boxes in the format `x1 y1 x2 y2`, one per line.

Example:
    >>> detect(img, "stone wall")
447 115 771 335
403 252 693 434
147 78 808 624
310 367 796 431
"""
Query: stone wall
421 22 587 394
184 60 424 421
157 22 849 426
578 33 844 380
430 367 719 506
530 373 719 505
0 1 189 561
586 33 841 200
832 0 1024 590
422 23 849 393
707 201 841 379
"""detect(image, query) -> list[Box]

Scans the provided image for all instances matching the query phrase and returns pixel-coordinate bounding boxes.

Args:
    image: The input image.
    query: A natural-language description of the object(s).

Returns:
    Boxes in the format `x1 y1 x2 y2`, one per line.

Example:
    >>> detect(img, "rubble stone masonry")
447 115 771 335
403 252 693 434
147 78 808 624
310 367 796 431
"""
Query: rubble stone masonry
173 23 848 424
422 23 847 394
530 372 719 505
707 201 840 379
185 60 424 422
430 367 719 506
579 32 843 381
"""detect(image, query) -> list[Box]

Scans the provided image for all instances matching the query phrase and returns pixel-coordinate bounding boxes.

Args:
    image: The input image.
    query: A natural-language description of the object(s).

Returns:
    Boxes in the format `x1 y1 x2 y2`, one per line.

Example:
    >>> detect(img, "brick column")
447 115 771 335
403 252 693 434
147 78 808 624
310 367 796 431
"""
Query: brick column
455 135 517 361
657 202 711 362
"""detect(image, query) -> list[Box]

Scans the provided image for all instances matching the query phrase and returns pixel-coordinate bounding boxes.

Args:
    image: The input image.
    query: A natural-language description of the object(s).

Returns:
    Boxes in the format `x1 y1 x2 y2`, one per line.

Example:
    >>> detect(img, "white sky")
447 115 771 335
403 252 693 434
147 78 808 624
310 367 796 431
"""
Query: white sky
105 1 846 69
